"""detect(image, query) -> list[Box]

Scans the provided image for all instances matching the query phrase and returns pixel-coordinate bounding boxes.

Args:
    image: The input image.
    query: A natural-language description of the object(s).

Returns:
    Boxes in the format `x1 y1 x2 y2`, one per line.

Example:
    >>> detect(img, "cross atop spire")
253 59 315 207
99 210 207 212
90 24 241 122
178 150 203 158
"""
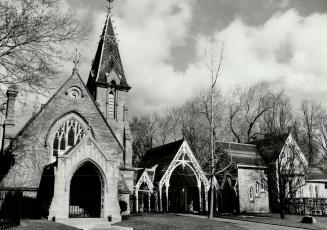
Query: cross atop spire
72 48 81 70
107 0 114 14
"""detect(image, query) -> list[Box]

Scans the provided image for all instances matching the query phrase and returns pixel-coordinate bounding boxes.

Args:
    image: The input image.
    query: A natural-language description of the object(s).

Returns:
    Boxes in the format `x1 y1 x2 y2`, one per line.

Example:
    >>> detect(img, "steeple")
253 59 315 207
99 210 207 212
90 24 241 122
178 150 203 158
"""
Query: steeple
87 11 130 99
87 4 131 122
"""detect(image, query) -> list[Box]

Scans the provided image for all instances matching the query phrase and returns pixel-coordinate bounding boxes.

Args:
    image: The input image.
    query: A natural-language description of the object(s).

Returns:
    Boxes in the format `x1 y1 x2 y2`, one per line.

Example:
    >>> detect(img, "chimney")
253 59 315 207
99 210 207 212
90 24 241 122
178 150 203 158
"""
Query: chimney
1 85 18 156
4 85 19 138
5 85 19 127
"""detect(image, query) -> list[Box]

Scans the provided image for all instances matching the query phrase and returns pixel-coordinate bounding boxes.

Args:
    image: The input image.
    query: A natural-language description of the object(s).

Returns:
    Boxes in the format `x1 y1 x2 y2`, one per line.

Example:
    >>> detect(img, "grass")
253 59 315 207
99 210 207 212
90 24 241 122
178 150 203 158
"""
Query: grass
115 213 246 230
11 219 79 230
218 213 327 230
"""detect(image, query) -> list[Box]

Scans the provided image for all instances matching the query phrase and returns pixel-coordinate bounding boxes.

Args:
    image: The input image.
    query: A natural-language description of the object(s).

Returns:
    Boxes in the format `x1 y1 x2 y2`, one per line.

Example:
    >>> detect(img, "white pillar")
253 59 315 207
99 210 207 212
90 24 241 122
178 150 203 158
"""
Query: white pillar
205 190 208 212
198 184 202 212
166 185 169 212
159 187 162 212
216 190 219 212
135 190 139 213
155 191 159 212
148 191 151 212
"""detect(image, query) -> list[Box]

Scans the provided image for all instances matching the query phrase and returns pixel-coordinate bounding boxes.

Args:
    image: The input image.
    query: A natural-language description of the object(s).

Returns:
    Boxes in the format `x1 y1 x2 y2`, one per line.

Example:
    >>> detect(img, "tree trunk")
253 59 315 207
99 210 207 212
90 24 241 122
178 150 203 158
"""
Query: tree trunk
208 177 214 218
279 200 285 219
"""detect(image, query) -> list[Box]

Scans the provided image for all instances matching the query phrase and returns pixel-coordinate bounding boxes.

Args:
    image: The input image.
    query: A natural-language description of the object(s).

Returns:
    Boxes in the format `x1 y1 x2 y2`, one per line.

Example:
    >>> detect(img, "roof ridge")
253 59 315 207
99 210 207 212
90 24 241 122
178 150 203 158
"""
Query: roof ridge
14 69 79 138
146 139 184 152
217 141 257 147
14 69 125 152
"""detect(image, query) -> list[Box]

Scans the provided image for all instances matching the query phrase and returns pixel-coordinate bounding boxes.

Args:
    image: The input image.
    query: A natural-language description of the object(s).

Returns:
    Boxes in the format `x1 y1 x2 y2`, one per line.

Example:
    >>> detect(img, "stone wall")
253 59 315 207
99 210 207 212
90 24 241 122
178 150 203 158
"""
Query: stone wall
1 72 125 189
238 168 269 213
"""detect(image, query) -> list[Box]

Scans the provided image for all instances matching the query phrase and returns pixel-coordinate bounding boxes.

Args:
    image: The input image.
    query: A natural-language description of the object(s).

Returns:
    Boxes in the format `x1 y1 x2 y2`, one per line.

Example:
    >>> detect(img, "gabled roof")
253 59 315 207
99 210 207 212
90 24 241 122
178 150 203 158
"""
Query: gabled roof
249 134 289 164
87 15 130 90
217 141 266 168
139 139 184 184
119 174 131 194
140 139 184 169
14 69 124 152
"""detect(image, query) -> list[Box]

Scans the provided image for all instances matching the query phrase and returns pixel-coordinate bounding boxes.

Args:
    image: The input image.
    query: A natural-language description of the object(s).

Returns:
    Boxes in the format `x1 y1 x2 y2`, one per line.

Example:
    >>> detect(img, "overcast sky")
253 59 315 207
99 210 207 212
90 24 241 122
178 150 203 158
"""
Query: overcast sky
58 0 327 116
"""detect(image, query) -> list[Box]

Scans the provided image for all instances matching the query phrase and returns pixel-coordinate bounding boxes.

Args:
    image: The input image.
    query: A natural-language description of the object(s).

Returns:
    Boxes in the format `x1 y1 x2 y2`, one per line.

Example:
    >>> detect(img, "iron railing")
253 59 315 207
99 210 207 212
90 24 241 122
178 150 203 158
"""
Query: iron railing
0 187 37 229
287 198 327 216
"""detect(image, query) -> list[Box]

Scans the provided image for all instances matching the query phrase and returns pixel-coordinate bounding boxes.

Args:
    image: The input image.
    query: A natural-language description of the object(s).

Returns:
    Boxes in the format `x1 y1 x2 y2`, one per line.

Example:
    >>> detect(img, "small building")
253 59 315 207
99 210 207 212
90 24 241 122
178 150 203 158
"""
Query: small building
302 167 327 199
214 142 270 214
135 139 210 213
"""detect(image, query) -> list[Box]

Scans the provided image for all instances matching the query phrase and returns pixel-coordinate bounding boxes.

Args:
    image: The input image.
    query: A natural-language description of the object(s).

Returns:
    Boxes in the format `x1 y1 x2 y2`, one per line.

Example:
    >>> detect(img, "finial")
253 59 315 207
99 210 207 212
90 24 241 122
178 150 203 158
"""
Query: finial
107 0 114 14
72 48 81 70
33 95 40 114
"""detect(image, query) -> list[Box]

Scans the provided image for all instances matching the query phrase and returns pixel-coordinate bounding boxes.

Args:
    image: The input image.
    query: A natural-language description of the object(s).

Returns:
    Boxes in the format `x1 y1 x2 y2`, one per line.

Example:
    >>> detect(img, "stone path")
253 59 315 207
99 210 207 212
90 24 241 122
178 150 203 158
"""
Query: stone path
57 218 133 230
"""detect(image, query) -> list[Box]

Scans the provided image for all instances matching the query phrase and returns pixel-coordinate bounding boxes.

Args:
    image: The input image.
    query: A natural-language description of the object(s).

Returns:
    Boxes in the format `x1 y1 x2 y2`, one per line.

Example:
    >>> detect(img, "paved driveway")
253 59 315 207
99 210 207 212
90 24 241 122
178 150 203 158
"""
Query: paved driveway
179 214 306 230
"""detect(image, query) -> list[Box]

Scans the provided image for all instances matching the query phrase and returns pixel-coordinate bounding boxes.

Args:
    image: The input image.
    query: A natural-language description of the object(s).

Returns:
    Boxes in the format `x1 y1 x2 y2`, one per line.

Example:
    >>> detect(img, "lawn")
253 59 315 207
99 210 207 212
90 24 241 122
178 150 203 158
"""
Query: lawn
115 213 246 230
218 213 327 230
11 219 79 230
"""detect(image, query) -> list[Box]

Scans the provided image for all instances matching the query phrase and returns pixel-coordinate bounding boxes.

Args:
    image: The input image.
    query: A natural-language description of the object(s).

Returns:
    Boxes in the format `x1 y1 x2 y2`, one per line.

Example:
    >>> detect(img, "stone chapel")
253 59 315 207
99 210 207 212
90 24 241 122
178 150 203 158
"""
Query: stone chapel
0 10 134 222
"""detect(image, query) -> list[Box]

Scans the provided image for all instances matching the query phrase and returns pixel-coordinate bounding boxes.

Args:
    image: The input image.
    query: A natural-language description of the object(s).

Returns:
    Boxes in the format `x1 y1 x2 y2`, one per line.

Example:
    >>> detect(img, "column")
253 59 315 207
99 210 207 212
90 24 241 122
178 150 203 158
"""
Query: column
135 190 139 213
155 192 159 212
216 190 219 212
148 191 151 212
166 185 169 212
198 184 202 212
205 190 208 212
159 188 163 212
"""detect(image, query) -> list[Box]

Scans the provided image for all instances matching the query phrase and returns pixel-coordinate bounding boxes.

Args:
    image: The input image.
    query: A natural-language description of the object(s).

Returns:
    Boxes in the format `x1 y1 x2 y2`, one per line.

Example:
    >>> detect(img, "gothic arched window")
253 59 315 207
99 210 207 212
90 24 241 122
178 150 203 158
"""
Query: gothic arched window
107 81 116 119
52 118 86 156
255 182 260 197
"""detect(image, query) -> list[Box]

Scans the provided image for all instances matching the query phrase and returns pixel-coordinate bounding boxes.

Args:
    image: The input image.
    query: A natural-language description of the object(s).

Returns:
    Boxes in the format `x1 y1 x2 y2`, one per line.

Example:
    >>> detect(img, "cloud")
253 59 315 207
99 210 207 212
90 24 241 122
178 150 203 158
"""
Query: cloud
192 9 327 108
113 0 199 114
51 2 327 117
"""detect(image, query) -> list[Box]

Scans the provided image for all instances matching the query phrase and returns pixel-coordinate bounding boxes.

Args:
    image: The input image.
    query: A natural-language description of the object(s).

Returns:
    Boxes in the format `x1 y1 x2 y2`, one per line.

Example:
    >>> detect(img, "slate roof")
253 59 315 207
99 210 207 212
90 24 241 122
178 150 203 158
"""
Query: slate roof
249 134 289 164
118 176 131 194
306 167 327 181
217 141 266 168
87 16 130 90
139 139 184 184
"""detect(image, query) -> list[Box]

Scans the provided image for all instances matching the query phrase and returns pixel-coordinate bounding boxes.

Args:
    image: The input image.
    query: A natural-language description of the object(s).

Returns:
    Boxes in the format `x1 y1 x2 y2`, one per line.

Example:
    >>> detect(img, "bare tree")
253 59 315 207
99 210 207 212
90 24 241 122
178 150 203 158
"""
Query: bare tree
300 100 322 166
229 81 285 143
256 135 309 219
202 41 233 219
312 109 327 167
130 115 159 166
261 90 294 135
0 0 81 102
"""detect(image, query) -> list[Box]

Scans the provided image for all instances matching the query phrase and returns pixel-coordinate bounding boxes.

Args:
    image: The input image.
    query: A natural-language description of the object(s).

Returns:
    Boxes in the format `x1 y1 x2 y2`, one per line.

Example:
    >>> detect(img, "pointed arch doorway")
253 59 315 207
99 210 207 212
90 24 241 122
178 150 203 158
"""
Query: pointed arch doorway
69 161 104 218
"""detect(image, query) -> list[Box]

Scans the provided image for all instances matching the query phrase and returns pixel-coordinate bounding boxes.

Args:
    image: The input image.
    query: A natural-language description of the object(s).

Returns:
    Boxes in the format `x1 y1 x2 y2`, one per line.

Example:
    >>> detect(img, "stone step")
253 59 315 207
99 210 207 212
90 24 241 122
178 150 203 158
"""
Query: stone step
57 218 111 230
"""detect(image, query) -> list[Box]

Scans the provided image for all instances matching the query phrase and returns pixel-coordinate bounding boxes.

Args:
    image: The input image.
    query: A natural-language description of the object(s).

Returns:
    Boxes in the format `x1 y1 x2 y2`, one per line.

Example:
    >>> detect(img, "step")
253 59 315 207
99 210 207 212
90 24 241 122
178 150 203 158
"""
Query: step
57 218 111 230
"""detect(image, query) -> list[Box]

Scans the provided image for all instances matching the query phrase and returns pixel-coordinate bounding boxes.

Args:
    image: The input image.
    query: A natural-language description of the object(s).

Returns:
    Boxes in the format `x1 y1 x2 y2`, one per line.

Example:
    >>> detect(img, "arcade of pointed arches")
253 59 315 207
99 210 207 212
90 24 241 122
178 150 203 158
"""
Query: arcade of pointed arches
134 141 210 213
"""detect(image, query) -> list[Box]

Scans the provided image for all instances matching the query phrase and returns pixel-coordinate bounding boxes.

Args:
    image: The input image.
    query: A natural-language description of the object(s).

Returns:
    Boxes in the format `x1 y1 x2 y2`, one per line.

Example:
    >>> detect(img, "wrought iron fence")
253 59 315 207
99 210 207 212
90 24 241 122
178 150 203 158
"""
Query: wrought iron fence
0 188 37 230
287 198 327 216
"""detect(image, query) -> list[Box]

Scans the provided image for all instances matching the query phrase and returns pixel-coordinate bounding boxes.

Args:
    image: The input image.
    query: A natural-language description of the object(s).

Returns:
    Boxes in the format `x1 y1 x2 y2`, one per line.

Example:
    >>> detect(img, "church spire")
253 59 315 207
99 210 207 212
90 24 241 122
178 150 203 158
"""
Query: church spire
87 1 130 96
